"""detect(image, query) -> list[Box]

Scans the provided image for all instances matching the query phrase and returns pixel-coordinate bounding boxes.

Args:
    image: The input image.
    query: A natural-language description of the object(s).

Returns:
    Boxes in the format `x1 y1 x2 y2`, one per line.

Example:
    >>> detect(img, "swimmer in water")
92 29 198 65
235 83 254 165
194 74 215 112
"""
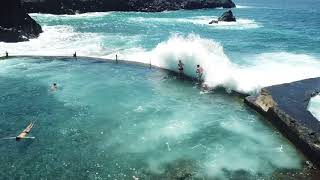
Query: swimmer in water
196 65 204 83
51 83 58 91
178 60 184 77
16 122 34 141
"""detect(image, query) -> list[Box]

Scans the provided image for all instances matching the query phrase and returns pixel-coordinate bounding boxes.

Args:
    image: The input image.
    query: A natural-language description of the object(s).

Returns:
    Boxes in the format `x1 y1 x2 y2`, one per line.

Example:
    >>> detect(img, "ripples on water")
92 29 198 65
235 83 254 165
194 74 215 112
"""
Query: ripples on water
0 58 304 179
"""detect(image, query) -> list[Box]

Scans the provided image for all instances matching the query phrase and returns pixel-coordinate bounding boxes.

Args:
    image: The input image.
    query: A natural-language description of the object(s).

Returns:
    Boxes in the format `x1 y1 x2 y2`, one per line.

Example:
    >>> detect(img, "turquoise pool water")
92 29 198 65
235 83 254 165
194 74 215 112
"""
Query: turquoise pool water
0 57 304 179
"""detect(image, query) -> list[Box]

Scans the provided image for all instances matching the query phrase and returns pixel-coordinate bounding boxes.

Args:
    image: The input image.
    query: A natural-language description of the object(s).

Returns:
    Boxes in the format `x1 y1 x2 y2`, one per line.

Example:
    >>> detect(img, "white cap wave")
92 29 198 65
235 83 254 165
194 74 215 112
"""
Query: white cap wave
116 34 320 94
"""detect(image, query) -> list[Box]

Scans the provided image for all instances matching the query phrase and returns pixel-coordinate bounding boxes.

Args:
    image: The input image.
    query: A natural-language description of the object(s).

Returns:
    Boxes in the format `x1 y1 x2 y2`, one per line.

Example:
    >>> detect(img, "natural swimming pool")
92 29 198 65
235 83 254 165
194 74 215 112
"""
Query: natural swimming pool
0 57 305 179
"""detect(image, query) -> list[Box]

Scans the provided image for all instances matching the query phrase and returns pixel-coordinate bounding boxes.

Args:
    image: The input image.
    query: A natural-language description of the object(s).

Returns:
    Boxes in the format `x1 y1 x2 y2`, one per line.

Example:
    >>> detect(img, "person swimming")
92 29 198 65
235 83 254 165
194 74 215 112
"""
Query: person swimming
51 83 58 91
178 60 184 75
16 122 34 141
196 65 204 82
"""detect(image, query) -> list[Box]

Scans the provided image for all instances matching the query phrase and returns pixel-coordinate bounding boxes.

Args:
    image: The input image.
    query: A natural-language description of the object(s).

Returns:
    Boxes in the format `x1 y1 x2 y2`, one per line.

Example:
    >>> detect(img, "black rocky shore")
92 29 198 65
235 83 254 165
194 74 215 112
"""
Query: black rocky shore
22 0 236 14
0 0 42 42
245 77 320 168
1 0 235 42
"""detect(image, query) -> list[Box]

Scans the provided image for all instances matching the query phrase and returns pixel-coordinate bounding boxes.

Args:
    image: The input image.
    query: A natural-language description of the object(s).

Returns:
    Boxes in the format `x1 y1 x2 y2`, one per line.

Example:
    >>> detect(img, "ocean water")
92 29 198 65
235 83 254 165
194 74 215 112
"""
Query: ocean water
0 0 320 179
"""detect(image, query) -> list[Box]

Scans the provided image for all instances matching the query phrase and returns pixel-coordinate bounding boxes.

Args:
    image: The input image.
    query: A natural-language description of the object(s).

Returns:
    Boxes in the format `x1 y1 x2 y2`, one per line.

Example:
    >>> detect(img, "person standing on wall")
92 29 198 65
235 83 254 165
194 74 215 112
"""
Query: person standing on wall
196 64 204 83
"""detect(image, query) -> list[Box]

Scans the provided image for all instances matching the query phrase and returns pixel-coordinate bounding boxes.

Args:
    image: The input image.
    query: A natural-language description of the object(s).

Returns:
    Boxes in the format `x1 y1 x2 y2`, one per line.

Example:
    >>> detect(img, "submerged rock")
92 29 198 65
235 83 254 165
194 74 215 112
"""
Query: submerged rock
0 0 42 42
209 20 219 24
218 10 236 22
22 0 236 14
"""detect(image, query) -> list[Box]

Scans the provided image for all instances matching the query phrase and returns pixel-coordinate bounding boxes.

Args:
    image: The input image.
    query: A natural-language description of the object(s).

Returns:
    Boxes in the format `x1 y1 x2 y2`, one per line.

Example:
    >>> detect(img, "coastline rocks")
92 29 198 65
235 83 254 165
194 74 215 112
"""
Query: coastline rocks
209 10 236 24
209 20 219 24
22 0 236 14
0 0 42 42
218 10 236 22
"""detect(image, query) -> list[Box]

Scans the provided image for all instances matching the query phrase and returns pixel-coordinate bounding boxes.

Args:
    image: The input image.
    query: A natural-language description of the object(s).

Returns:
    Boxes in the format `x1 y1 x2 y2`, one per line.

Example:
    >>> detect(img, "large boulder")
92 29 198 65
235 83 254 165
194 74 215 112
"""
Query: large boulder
22 0 236 14
218 10 236 22
0 0 42 42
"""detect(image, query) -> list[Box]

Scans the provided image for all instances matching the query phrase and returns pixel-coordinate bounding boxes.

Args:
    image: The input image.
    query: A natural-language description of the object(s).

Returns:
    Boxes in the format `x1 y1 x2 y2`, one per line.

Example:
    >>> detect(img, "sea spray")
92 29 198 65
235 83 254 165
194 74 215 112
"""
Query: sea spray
118 34 320 94
2 30 320 94
130 16 261 30
309 95 320 120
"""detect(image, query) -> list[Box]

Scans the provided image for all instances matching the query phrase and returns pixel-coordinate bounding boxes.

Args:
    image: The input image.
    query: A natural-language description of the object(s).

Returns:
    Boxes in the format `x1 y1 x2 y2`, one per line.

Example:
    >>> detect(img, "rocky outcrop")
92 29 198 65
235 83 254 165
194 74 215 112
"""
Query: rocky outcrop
245 77 320 168
22 0 236 14
209 9 236 24
0 0 42 42
218 10 236 22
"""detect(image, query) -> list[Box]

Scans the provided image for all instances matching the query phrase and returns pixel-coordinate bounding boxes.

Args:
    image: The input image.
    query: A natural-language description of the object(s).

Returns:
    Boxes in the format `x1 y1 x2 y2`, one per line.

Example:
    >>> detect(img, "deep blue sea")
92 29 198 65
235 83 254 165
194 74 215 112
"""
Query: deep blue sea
0 0 320 179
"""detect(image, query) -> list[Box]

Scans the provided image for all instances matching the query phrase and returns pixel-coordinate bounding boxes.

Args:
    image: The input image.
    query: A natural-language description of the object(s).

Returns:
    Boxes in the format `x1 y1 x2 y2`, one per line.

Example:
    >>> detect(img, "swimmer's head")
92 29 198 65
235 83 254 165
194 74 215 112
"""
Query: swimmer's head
53 83 57 86
197 65 200 68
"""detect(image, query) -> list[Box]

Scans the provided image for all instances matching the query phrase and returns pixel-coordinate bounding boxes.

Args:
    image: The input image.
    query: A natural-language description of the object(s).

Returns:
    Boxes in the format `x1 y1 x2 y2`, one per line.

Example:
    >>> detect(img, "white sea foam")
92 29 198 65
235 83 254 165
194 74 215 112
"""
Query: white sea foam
111 34 320 94
208 19 261 29
1 24 319 94
201 119 301 178
309 95 320 121
0 25 106 57
130 16 261 29
236 5 254 9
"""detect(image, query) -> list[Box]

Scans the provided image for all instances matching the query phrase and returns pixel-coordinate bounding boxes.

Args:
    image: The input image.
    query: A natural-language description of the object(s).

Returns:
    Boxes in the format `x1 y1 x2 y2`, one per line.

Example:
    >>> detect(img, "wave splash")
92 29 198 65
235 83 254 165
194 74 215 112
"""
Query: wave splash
1 25 319 94
115 34 320 94
309 95 320 121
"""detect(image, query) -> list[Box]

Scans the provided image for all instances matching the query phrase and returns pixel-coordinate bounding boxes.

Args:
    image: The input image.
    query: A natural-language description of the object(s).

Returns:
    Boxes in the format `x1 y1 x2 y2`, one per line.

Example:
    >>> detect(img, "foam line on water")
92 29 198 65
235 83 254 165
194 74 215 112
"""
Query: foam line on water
0 25 141 57
130 16 261 29
0 25 104 56
236 5 254 9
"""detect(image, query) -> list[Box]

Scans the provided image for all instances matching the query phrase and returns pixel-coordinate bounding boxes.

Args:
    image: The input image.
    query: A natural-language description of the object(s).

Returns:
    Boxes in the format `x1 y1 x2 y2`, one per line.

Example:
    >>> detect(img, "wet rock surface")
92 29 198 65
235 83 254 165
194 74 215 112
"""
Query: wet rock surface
0 0 42 42
209 10 236 24
245 77 320 168
218 10 236 22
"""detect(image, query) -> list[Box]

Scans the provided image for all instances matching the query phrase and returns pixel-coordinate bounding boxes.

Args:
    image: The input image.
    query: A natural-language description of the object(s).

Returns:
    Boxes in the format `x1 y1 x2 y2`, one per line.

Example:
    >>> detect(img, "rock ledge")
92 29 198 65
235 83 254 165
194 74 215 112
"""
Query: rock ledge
245 77 320 168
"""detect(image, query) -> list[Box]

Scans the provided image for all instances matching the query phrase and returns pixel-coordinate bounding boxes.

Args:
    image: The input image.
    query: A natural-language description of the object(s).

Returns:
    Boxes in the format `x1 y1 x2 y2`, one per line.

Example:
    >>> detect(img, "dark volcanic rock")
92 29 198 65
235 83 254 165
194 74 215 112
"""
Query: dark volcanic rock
218 10 236 22
244 77 320 168
209 20 219 24
0 0 42 42
22 0 236 14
